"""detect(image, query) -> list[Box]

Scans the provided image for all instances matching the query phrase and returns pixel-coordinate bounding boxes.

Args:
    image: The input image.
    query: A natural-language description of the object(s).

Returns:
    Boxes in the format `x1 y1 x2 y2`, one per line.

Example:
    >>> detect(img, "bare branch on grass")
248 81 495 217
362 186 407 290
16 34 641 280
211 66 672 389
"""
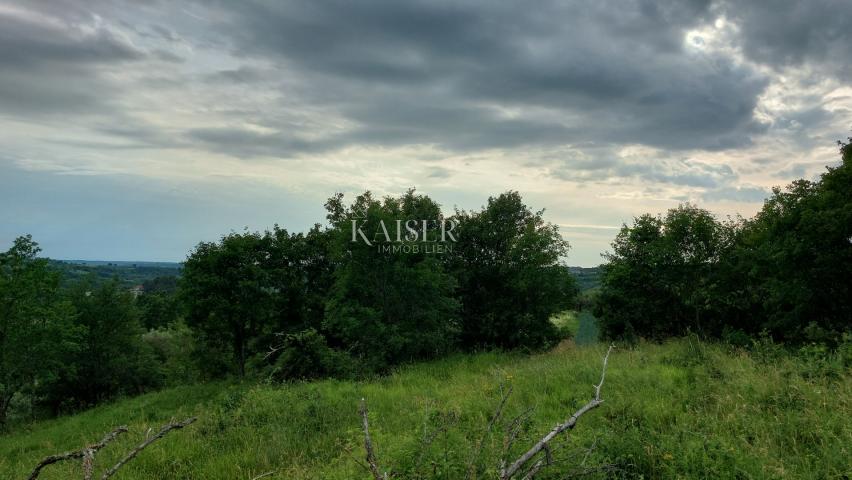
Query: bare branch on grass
100 417 197 479
500 345 614 480
360 398 388 480
27 426 128 480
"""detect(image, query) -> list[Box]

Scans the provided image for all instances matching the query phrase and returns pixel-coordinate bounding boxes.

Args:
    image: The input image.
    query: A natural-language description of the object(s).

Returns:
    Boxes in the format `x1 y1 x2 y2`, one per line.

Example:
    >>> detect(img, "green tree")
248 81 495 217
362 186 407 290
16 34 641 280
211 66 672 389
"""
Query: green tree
0 236 78 425
447 191 577 349
42 278 162 411
322 190 460 370
137 275 180 330
595 205 730 339
181 231 274 377
181 226 335 378
724 139 852 342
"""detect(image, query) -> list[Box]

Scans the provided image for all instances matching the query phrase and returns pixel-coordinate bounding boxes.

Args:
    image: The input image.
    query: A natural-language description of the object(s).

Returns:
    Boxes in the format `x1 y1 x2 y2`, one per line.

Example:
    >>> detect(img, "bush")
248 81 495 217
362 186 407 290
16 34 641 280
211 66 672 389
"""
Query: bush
142 322 200 385
265 329 354 381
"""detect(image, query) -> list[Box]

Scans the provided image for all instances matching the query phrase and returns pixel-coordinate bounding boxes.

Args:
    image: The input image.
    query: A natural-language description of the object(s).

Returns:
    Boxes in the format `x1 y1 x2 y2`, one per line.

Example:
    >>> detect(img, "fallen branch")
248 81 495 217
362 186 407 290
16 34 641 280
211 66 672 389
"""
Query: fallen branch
359 398 388 480
100 417 197 479
27 426 128 480
251 471 276 480
500 345 614 480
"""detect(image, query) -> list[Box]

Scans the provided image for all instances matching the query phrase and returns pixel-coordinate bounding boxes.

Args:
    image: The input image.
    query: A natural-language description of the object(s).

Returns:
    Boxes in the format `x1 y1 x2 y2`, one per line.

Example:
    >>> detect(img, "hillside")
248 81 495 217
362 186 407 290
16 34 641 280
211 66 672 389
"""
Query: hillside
1 340 848 479
568 267 601 292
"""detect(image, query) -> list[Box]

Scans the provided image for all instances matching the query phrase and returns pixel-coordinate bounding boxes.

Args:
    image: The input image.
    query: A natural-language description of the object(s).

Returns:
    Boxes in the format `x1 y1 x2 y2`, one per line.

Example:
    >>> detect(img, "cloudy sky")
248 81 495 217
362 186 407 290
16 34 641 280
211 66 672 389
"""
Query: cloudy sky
1 0 850 266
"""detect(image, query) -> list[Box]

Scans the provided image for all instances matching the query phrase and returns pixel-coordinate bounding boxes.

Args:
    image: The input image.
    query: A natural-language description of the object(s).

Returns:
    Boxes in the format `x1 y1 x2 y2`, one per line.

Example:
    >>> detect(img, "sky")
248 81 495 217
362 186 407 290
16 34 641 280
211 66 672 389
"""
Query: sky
1 0 850 266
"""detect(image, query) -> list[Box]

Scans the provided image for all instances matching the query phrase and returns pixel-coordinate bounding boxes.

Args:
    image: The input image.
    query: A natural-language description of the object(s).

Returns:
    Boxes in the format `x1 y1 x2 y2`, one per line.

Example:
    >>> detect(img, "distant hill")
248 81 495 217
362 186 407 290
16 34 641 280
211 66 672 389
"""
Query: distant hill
569 266 601 291
49 259 182 288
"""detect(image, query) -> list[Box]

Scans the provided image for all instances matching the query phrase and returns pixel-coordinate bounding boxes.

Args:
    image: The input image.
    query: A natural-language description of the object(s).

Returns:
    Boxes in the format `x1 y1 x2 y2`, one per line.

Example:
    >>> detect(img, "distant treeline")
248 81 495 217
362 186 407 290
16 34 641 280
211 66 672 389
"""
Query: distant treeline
49 260 181 288
568 267 601 292
595 139 852 346
0 190 578 425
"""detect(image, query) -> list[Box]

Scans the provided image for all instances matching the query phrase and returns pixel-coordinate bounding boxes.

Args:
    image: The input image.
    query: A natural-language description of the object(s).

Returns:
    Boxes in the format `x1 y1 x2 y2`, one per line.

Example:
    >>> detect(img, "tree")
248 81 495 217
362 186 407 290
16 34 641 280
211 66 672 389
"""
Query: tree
181 231 274 377
322 190 460 369
595 205 730 340
723 139 852 343
137 275 180 330
447 191 577 349
181 226 335 378
0 236 77 425
41 278 162 412
596 139 852 344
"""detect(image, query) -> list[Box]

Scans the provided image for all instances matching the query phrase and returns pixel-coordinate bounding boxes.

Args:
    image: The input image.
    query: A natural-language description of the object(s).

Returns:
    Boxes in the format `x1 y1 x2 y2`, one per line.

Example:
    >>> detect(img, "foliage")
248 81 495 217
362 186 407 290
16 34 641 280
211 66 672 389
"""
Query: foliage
180 226 334 378
595 204 732 340
142 322 199 386
1 340 848 479
323 189 460 370
596 141 851 344
0 236 78 426
720 138 852 343
265 329 354 381
447 191 578 350
39 278 163 413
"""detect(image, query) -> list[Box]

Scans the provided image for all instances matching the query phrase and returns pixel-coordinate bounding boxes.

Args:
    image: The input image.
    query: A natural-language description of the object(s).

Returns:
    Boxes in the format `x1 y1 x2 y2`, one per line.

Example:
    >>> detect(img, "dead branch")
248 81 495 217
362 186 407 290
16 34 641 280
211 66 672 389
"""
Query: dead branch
359 398 387 480
251 471 276 480
100 417 197 479
264 332 288 360
27 426 128 480
500 345 614 480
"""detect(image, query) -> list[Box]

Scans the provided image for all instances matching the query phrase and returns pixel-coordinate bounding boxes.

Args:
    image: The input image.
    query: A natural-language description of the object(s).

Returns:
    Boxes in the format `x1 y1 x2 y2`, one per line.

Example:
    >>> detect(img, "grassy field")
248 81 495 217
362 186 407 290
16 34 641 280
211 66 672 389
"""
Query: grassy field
1 339 849 479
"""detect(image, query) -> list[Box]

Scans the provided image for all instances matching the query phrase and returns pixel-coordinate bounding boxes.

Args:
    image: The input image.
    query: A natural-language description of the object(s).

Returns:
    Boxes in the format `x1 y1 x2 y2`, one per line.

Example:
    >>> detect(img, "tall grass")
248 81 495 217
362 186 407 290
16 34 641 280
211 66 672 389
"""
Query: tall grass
1 340 849 479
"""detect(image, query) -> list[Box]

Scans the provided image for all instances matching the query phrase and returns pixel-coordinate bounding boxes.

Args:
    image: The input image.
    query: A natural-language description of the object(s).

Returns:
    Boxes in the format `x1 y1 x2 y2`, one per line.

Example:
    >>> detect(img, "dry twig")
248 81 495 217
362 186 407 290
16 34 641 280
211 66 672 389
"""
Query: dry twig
359 398 388 480
499 345 614 480
100 417 197 479
27 426 128 480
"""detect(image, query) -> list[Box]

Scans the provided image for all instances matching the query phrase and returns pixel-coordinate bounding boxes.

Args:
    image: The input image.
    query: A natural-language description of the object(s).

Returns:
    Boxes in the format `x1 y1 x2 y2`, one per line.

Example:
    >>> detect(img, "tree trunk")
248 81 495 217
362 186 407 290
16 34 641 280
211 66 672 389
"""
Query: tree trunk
0 389 14 427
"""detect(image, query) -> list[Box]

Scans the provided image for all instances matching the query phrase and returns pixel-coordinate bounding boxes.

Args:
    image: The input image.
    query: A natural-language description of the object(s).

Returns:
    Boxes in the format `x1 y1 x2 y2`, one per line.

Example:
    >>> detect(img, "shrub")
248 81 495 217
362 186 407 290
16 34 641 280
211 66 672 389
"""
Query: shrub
266 329 354 381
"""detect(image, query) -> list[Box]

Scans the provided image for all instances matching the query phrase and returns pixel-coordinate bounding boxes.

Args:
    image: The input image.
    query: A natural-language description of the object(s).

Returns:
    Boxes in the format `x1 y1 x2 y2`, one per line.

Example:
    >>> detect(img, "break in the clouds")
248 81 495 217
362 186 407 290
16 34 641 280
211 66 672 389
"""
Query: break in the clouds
1 0 851 266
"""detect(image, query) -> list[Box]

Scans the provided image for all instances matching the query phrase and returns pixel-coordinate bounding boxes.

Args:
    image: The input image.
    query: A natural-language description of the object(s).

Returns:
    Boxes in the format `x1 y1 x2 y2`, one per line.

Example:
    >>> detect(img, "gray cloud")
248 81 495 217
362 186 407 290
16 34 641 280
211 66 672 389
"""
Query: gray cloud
202 0 768 153
702 185 769 203
719 0 852 77
0 4 153 117
426 167 452 179
551 150 738 188
186 127 325 158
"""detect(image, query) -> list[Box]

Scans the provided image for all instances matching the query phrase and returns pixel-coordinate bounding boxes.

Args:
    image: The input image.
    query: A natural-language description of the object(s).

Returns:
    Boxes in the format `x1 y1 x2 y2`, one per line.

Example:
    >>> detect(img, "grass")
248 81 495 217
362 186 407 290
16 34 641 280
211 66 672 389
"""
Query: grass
1 339 849 479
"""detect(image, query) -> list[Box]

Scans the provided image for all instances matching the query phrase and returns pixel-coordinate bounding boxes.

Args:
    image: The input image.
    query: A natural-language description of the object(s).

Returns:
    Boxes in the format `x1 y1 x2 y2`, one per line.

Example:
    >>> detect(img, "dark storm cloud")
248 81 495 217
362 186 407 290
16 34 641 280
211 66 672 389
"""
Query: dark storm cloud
718 0 852 77
0 11 142 68
1 0 846 167
203 0 768 153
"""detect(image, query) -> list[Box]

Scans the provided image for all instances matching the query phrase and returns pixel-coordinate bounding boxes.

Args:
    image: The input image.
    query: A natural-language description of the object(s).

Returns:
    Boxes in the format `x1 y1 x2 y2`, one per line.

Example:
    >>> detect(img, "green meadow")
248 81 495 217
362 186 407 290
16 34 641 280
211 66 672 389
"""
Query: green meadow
2 337 849 479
